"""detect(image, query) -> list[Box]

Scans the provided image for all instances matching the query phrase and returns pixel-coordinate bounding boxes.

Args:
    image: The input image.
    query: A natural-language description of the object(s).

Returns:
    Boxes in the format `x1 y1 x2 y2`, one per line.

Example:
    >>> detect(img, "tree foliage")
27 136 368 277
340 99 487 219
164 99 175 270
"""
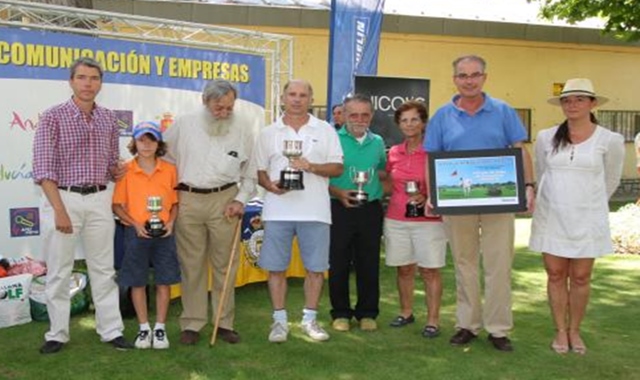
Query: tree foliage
534 0 640 41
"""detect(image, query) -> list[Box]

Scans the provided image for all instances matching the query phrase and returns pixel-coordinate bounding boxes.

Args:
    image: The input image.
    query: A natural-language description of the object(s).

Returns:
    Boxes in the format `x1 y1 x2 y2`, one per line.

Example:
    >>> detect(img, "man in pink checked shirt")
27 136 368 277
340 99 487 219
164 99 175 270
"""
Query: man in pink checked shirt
32 57 132 354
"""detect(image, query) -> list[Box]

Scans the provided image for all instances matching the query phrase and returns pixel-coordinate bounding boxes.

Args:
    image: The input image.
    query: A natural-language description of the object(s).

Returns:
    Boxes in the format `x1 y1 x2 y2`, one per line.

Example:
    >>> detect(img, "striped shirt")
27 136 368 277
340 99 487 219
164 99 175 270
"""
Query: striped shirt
33 98 119 186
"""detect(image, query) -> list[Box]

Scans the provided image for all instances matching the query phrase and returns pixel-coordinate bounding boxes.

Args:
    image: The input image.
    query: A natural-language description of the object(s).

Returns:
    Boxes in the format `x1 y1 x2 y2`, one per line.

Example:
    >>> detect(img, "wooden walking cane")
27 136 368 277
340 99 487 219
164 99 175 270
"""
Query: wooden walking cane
210 218 243 346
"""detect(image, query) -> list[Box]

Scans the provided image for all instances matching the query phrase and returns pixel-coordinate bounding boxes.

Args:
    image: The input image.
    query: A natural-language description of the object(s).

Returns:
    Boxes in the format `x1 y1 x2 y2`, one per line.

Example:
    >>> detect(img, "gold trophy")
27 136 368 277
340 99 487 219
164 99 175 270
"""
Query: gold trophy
404 180 425 218
278 140 305 190
144 196 166 238
349 167 374 207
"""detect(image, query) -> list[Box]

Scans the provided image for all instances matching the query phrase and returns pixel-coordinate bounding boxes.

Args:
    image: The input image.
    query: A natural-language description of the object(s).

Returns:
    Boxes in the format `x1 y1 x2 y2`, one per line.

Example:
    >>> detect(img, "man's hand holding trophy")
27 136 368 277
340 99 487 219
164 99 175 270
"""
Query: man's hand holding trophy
348 167 374 207
278 140 305 190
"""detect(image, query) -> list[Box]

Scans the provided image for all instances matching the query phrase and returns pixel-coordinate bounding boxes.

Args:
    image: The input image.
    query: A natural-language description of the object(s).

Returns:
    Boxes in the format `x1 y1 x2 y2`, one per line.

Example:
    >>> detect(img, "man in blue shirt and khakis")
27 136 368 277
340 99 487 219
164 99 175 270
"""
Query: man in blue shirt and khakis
424 55 535 352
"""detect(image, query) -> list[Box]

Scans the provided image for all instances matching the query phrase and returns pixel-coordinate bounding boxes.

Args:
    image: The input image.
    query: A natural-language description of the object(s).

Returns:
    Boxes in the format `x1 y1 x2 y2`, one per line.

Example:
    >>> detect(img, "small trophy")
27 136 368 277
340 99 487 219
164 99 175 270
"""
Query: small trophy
144 196 166 238
279 140 305 190
349 167 374 207
405 180 425 218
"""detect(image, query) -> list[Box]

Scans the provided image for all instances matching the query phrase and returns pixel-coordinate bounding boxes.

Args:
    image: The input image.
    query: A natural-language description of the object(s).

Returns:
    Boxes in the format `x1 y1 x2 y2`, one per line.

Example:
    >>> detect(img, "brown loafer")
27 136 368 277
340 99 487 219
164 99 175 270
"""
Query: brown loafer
488 334 514 352
180 330 200 345
217 328 240 344
449 328 477 346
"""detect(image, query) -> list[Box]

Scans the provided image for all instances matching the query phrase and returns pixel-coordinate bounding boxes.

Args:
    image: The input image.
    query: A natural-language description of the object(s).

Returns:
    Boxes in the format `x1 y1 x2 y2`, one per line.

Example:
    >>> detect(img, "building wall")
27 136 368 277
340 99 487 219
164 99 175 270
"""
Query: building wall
92 1 640 180
234 25 640 179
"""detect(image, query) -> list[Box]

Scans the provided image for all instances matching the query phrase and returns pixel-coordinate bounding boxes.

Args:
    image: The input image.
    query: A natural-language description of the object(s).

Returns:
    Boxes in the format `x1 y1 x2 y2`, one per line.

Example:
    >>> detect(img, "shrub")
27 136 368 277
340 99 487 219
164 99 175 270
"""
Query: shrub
610 202 640 255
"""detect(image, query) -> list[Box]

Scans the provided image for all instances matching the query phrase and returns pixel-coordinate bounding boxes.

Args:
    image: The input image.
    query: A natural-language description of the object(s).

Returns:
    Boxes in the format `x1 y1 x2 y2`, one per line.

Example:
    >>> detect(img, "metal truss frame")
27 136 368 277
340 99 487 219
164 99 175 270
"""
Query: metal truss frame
0 0 293 120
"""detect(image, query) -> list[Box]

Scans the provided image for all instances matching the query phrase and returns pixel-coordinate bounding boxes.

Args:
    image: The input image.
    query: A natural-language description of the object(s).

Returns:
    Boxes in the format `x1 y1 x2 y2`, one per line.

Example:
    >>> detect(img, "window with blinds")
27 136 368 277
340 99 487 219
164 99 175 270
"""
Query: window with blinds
597 110 640 142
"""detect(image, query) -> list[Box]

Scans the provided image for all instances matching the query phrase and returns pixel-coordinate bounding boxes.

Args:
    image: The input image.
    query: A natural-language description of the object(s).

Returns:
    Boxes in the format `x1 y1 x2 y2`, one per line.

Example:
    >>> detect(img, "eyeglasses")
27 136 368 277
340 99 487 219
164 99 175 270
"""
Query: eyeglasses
454 72 485 81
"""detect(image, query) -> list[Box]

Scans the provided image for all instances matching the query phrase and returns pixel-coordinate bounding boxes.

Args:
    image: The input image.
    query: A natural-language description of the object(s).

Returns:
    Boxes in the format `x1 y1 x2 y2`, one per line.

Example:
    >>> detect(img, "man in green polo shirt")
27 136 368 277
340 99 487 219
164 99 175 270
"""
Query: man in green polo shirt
328 94 387 332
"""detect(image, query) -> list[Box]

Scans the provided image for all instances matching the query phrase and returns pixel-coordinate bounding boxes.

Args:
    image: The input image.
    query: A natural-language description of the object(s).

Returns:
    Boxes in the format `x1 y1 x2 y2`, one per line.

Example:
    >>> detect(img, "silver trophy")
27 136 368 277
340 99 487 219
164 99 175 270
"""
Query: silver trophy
349 167 374 207
404 180 425 218
144 196 166 238
279 140 305 190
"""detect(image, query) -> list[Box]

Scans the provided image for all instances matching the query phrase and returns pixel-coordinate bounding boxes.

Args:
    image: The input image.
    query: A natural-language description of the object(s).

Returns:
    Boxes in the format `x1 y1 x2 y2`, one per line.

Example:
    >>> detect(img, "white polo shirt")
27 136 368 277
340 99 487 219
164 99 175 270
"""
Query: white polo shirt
253 114 343 224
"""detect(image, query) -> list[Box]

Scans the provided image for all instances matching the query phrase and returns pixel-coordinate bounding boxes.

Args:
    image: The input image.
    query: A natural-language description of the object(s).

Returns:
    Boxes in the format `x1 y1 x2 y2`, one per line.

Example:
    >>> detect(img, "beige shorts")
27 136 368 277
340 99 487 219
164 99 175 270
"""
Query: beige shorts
384 218 447 268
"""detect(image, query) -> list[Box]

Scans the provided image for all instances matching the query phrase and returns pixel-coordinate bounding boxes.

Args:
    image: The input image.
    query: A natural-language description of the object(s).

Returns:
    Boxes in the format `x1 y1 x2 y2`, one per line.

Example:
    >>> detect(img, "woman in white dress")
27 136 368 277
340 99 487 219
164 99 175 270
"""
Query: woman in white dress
529 78 624 355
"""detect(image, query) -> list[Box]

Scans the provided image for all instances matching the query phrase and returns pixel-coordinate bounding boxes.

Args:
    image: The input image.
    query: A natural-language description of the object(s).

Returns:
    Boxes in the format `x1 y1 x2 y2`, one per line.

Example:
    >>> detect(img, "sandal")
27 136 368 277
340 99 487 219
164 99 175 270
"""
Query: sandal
550 330 569 354
421 325 440 338
569 330 587 355
389 314 415 327
571 344 587 355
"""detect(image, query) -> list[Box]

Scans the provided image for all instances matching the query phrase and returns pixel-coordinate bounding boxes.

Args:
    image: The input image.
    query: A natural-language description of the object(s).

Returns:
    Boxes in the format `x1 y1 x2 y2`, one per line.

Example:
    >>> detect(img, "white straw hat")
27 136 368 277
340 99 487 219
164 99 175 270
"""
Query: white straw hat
547 78 608 106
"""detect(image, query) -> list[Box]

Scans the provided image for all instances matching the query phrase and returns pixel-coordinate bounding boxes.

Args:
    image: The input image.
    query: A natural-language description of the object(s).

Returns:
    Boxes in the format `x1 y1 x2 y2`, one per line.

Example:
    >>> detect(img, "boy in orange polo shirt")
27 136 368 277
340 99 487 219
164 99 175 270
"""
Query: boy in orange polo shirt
113 121 180 350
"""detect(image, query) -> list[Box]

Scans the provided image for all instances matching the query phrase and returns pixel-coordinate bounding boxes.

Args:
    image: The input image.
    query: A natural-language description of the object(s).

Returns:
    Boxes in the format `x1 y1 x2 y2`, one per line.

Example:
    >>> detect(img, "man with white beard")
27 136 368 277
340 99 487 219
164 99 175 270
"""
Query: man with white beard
164 79 258 345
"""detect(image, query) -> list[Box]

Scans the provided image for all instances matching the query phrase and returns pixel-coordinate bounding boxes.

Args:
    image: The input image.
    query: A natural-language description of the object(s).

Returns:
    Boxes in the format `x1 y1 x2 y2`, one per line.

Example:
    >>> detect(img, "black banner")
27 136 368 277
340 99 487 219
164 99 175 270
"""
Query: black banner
355 75 430 147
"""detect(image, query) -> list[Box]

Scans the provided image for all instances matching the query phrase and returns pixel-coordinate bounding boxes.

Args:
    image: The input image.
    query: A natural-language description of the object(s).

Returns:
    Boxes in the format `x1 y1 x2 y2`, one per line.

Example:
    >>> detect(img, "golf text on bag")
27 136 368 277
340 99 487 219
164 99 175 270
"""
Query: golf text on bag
0 282 25 300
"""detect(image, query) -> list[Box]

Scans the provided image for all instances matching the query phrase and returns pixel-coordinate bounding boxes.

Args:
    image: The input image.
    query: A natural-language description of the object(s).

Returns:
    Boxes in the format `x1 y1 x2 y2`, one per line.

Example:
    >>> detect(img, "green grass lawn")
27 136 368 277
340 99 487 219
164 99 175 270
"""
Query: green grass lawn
1 218 639 380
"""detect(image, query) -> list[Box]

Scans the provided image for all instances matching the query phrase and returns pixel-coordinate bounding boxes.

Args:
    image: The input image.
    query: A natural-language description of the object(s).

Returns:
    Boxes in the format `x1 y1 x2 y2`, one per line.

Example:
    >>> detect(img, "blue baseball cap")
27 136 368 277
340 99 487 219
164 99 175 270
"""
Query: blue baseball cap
132 121 162 141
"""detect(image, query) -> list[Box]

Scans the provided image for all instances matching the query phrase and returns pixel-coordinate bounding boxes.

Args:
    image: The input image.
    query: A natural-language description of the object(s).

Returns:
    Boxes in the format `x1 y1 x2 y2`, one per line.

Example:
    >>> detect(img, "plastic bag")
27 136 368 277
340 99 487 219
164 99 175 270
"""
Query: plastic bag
0 273 33 328
29 272 89 322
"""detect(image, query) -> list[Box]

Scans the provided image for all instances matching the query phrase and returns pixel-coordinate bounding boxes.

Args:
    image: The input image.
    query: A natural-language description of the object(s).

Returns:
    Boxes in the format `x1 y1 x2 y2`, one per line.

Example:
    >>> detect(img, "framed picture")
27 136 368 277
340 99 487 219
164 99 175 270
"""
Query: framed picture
428 148 526 215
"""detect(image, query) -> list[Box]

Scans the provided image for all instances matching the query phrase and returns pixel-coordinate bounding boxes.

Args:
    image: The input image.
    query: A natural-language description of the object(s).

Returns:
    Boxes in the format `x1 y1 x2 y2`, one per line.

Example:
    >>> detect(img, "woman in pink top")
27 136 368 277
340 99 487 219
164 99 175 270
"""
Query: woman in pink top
384 101 448 338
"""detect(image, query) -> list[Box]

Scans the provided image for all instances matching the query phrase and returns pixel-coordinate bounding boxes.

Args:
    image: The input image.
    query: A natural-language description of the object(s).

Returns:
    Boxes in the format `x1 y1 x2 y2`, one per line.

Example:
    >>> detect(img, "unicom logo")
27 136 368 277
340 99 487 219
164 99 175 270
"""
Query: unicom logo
371 96 427 112
0 163 33 181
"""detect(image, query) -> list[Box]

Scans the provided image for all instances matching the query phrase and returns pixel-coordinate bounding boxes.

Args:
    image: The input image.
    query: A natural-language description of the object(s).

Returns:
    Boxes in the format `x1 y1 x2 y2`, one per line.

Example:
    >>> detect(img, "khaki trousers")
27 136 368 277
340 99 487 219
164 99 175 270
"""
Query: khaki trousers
176 187 240 332
443 213 515 337
41 189 124 343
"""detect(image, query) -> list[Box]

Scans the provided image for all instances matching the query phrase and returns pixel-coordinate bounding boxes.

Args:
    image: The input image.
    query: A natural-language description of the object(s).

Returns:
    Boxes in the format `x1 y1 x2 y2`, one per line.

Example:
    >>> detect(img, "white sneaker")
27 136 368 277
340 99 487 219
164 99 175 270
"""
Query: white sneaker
268 321 289 343
134 330 152 349
301 320 330 341
152 329 169 349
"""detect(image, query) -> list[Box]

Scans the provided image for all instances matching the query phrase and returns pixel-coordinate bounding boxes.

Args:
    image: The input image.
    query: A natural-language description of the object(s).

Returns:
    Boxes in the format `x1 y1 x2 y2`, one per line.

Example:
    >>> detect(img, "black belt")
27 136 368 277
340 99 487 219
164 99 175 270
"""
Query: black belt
175 182 236 194
58 185 107 195
331 199 382 205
